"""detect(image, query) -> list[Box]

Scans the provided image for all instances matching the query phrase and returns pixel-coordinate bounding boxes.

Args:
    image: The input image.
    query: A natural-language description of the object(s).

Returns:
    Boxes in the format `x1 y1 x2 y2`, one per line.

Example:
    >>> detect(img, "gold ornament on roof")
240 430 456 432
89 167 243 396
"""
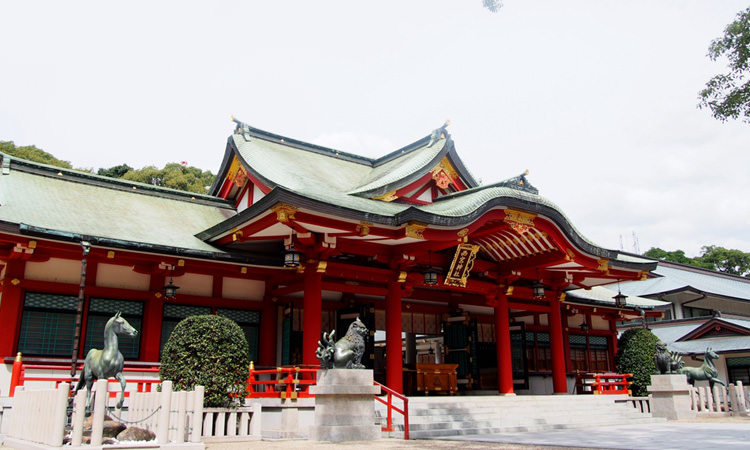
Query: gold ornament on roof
356 222 372 237
597 258 610 275
273 203 297 223
503 209 536 235
430 158 459 185
373 189 398 202
405 222 428 240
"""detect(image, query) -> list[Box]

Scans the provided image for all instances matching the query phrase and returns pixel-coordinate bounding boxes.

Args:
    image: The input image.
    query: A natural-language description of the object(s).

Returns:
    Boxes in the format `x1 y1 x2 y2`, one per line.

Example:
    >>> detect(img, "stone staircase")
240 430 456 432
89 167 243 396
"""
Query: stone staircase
375 394 664 439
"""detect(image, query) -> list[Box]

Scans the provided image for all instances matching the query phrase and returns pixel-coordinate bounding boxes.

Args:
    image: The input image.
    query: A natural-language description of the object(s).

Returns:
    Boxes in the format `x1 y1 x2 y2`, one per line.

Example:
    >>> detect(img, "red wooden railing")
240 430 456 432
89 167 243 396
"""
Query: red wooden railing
8 354 160 398
244 363 318 399
592 373 632 395
374 380 409 440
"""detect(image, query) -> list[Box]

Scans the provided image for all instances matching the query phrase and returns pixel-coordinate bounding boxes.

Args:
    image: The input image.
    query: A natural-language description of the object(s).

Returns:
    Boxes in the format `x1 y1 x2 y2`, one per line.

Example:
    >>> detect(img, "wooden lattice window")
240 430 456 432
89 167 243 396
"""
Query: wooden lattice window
526 331 551 372
18 292 77 357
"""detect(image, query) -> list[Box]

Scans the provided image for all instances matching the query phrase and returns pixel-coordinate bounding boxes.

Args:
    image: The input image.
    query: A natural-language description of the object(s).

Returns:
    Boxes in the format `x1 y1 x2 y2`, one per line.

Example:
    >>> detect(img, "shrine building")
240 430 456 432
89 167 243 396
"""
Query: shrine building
0 120 661 395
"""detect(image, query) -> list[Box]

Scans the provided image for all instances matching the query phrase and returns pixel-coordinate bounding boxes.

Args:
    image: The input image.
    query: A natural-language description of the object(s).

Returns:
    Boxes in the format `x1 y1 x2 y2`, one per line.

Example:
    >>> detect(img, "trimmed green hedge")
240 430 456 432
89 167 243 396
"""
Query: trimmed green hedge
160 315 249 407
615 328 659 397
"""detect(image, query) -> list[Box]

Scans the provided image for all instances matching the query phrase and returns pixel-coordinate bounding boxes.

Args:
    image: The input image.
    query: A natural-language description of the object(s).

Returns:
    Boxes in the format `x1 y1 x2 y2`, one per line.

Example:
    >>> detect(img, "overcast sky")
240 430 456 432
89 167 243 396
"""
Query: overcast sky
2 1 749 258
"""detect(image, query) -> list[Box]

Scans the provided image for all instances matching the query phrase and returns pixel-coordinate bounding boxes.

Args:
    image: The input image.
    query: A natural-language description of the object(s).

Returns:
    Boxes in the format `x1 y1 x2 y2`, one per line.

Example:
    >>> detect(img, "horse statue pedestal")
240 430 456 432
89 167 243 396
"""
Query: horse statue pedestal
648 374 696 420
308 369 381 442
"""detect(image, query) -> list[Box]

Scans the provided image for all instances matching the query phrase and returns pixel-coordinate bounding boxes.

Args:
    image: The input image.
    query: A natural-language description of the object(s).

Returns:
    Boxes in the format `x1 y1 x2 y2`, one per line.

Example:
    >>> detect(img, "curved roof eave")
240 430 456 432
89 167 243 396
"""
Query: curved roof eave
196 186 656 272
443 139 479 189
208 136 241 195
18 223 280 267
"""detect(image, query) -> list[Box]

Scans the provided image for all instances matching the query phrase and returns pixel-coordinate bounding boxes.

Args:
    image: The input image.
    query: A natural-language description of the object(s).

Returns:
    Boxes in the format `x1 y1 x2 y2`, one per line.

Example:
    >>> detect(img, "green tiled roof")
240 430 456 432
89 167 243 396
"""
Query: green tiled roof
0 154 236 256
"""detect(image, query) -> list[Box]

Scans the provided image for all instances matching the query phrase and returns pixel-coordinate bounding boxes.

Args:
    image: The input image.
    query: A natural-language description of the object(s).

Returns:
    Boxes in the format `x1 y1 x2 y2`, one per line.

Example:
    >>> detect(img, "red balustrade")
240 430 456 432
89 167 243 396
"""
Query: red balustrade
8 354 160 398
592 373 632 395
245 363 318 399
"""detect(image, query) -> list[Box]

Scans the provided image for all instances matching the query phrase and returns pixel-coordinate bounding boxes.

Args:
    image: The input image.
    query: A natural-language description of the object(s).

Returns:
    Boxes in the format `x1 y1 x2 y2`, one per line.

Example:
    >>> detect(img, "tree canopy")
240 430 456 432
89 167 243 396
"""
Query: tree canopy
698 245 750 276
1 140 216 194
97 164 133 178
1 141 73 169
644 245 750 277
117 163 215 194
698 7 750 123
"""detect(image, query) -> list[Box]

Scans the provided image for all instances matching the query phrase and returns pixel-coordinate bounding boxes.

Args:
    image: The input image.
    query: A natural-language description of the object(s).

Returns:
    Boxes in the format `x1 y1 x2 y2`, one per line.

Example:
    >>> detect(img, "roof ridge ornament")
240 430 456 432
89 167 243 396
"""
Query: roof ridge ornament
496 169 539 194
427 120 451 148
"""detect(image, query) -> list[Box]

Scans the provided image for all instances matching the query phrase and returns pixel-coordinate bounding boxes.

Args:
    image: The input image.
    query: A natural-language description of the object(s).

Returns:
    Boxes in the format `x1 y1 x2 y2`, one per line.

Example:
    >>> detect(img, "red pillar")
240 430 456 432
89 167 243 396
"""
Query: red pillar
302 263 322 367
548 293 568 394
385 281 403 393
495 293 514 394
141 274 165 361
0 260 25 358
258 281 278 367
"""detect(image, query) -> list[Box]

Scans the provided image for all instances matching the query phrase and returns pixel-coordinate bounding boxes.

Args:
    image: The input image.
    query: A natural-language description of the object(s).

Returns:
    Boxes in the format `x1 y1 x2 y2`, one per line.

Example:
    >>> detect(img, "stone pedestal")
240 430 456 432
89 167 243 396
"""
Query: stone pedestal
309 369 381 442
648 374 696 420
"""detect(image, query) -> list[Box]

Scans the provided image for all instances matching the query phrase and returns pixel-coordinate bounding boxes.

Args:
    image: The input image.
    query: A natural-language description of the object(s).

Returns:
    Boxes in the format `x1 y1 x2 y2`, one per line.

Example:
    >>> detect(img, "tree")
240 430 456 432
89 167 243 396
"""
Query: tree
644 248 693 265
698 7 750 123
2 141 216 193
159 315 249 407
643 247 714 270
120 163 215 194
615 328 659 397
644 246 750 275
1 141 73 169
699 245 750 276
97 164 133 178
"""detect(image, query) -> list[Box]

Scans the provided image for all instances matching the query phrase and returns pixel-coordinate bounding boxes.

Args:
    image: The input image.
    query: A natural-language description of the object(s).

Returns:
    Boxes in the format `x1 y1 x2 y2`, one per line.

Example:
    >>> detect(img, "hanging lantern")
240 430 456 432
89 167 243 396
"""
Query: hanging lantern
284 243 302 268
163 266 179 299
532 282 545 299
613 291 627 308
580 320 590 333
424 269 439 286
424 250 439 285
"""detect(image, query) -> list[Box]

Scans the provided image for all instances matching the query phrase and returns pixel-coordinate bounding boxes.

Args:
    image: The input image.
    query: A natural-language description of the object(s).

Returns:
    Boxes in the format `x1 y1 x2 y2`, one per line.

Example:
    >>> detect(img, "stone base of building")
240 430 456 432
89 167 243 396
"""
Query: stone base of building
309 369 381 442
648 374 696 420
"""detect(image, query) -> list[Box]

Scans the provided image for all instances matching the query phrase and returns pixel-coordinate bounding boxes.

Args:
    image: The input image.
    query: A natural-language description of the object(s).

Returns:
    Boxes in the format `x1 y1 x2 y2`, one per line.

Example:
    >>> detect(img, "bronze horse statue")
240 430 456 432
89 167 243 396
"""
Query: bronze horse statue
74 312 138 413
678 347 726 390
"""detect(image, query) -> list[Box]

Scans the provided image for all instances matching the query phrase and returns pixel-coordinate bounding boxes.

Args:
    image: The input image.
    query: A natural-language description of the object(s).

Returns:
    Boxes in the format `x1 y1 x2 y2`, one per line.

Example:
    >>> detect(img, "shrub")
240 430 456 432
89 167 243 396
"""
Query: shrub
160 315 249 407
615 327 659 397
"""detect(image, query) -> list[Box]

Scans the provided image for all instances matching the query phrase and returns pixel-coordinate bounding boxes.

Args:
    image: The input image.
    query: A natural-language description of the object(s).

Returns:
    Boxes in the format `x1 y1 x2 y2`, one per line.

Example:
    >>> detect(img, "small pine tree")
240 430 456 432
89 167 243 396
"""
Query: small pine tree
615 328 659 397
160 315 249 407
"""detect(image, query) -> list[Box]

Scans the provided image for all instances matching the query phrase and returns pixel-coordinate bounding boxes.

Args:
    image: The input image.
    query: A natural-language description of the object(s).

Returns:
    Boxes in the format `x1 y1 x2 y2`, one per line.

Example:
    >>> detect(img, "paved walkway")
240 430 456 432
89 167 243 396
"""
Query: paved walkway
3 417 749 450
194 417 750 450
431 419 750 450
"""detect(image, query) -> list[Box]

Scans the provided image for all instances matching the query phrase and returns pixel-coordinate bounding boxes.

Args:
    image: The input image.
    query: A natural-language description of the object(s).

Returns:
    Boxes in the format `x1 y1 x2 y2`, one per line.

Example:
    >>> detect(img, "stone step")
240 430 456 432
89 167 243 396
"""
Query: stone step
404 410 655 429
406 417 663 439
387 403 643 417
374 394 663 439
